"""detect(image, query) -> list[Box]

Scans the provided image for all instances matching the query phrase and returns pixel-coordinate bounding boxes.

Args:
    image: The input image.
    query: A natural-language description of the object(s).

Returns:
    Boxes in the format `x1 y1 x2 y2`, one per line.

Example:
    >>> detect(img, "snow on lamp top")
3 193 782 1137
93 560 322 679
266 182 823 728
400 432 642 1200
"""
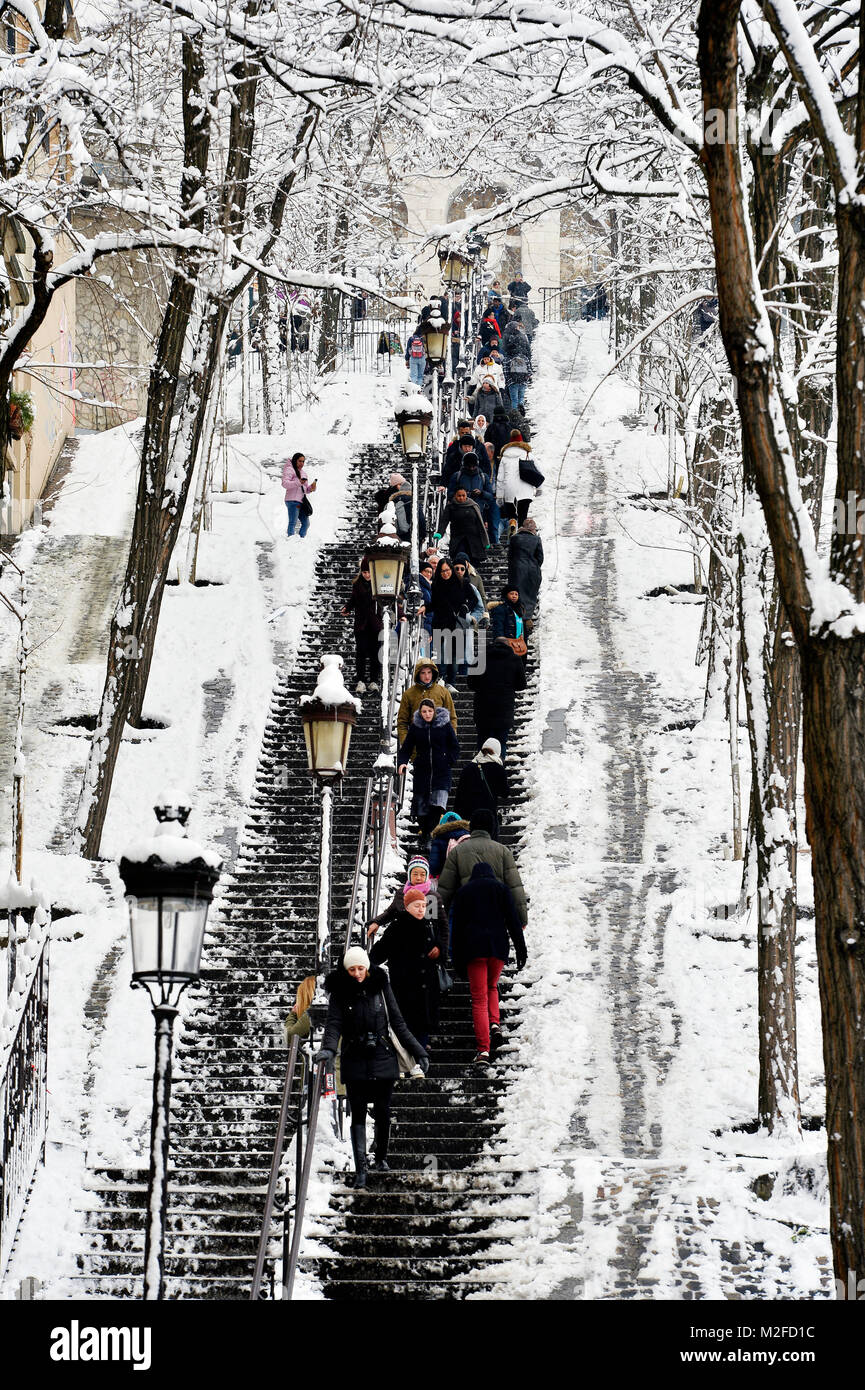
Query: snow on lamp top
300 653 361 712
394 391 433 420
121 800 221 869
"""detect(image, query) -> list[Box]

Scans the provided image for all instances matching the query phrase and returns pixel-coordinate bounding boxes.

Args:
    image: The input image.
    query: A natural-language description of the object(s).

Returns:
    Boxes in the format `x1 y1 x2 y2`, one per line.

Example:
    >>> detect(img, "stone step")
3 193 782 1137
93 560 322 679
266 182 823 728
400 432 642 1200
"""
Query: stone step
314 1277 495 1301
303 1253 506 1282
83 1209 267 1235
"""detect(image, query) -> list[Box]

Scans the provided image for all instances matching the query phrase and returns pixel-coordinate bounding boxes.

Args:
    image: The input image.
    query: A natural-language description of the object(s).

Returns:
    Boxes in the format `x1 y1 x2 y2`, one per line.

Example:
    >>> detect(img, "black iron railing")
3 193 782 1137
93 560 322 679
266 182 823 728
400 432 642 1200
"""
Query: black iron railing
0 905 50 1277
540 282 609 323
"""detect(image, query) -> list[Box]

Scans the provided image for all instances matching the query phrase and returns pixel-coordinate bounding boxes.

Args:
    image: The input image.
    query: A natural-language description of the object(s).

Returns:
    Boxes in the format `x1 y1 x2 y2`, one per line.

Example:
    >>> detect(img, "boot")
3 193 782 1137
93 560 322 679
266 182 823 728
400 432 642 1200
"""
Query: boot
372 1118 391 1173
349 1123 368 1189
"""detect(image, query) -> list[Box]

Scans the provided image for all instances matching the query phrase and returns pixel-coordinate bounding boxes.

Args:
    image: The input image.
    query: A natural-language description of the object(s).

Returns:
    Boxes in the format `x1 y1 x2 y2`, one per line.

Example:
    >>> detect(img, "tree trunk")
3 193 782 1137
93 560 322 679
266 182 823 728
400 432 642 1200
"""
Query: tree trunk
699 0 865 1285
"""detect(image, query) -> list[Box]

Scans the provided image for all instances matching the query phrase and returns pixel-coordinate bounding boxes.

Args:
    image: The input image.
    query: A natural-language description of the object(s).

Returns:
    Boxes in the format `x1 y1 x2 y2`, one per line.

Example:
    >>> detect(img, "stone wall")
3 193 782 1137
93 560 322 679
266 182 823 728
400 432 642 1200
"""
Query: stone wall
72 212 169 430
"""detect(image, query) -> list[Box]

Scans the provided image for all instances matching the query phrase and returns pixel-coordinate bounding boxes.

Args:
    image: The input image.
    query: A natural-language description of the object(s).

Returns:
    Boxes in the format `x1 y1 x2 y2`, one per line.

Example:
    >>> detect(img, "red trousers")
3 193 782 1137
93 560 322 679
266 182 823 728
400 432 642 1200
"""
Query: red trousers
466 957 504 1052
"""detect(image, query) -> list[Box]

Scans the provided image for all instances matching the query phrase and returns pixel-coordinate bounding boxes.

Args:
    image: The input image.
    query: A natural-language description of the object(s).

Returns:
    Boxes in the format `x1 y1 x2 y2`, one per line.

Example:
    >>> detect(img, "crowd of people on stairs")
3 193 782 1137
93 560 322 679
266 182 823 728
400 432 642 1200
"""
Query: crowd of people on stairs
288 272 542 1190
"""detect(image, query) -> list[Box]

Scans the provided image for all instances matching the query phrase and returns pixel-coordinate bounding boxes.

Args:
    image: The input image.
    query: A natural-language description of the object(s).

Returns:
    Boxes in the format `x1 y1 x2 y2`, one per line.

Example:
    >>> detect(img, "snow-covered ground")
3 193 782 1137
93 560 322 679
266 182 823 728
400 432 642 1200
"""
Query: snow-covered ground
0 369 398 1293
1 327 831 1300
470 321 829 1299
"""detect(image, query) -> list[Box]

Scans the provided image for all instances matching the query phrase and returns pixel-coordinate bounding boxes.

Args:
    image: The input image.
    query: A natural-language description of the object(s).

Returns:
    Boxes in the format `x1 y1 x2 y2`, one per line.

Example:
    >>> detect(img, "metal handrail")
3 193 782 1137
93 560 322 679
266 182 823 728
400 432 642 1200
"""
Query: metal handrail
284 1058 325 1300
371 773 396 918
343 775 374 954
249 1033 300 1300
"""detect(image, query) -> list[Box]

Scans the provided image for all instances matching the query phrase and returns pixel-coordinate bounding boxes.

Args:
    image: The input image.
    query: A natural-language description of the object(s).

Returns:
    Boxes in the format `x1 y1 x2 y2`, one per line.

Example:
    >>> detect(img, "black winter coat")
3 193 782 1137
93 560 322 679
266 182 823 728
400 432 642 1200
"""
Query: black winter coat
489 599 526 642
370 907 447 1037
507 531 544 620
438 497 488 565
450 862 527 976
455 757 508 825
431 572 478 630
507 279 531 300
486 414 512 459
467 640 527 730
398 707 461 802
321 964 425 1081
374 483 399 514
343 575 383 635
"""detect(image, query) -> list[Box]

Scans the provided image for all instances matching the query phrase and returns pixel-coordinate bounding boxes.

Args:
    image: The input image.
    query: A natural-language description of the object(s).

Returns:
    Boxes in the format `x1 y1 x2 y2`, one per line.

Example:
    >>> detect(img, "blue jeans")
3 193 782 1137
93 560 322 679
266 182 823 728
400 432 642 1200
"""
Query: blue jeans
286 500 310 537
409 357 425 386
509 380 526 408
486 500 502 543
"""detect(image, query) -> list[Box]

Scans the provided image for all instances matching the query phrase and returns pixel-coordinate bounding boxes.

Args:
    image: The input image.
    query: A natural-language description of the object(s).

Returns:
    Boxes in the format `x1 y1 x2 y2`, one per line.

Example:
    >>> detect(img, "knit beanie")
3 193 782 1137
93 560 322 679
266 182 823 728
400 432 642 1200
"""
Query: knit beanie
389 472 406 488
343 946 370 970
480 737 501 759
407 855 430 878
470 809 496 834
404 888 426 907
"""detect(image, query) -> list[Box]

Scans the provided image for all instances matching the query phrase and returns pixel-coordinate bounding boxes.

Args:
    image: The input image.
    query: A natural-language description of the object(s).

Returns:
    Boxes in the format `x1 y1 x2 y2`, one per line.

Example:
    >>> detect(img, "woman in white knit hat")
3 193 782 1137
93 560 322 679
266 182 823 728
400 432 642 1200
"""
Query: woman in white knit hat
315 947 428 1188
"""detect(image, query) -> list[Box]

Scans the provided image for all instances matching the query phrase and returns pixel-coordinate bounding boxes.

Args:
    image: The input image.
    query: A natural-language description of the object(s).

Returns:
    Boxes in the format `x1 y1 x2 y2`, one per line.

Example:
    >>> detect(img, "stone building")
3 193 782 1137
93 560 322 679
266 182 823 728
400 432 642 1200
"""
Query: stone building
396 175 609 307
72 206 170 431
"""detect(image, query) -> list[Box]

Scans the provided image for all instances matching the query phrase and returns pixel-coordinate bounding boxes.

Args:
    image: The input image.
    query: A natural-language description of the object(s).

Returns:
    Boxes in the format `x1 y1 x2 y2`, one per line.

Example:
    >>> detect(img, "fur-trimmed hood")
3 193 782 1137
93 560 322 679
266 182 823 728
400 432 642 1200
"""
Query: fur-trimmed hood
412 705 452 730
430 815 470 840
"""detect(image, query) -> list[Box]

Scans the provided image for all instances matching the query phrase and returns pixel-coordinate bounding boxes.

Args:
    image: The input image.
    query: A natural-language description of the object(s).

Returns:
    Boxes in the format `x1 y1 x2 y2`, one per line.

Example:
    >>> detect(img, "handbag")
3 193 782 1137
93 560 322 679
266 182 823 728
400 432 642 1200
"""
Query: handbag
381 988 417 1077
424 921 454 995
504 635 528 656
518 458 545 488
300 493 313 517
436 963 454 995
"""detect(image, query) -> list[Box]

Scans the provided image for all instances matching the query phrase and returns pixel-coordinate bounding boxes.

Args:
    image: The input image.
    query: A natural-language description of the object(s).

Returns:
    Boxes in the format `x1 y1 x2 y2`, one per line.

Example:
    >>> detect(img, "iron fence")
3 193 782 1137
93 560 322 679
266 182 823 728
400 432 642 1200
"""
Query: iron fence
540 283 609 324
1 906 50 1276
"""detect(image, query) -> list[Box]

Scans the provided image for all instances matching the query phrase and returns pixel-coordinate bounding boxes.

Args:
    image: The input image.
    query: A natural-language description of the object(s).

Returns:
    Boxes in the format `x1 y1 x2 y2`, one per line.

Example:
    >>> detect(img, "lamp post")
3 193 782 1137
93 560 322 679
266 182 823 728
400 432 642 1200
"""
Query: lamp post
438 244 472 425
419 307 449 472
300 656 359 989
365 506 409 754
118 798 222 1301
394 395 432 625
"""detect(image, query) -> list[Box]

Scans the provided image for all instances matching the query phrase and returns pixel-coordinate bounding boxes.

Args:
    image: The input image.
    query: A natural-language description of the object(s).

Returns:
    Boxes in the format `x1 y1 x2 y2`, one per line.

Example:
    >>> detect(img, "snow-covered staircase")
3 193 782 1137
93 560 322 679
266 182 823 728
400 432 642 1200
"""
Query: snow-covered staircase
72 422 539 1301
297 533 540 1299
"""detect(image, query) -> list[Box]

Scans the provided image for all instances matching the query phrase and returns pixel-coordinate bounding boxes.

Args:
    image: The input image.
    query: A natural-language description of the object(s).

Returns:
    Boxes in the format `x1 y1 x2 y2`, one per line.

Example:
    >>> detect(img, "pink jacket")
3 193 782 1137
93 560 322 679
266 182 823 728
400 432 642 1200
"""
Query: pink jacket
282 461 311 502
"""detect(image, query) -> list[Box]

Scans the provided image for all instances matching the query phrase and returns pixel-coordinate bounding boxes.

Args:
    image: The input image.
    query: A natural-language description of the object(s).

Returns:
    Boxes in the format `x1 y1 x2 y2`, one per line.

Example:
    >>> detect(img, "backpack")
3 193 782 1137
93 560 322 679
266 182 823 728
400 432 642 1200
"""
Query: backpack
410 336 425 359
509 354 530 375
394 495 412 540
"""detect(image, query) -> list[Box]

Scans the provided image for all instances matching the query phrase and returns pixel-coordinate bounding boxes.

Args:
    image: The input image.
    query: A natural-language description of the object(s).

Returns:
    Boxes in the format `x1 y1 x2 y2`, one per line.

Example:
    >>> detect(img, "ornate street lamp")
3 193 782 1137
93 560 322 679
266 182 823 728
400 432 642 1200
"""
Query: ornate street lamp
394 394 432 624
300 655 358 780
419 307 449 471
438 244 471 287
119 798 222 1301
300 656 359 986
419 306 449 370
394 395 432 461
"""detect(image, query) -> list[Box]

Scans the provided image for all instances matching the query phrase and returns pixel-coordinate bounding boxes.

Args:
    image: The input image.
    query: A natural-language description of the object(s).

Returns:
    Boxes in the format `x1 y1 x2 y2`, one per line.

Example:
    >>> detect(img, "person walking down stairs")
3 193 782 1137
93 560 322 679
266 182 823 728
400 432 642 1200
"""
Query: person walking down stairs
454 738 508 836
450 862 527 1066
282 451 316 537
397 698 460 850
396 658 457 745
369 888 448 1050
341 557 384 694
317 949 428 1189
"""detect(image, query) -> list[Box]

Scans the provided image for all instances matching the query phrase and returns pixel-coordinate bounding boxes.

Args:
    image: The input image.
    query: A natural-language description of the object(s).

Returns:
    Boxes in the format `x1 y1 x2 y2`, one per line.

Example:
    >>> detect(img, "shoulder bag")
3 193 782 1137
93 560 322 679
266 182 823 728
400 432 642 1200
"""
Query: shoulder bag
424 921 454 995
300 492 313 517
504 635 528 656
518 458 545 488
380 987 416 1076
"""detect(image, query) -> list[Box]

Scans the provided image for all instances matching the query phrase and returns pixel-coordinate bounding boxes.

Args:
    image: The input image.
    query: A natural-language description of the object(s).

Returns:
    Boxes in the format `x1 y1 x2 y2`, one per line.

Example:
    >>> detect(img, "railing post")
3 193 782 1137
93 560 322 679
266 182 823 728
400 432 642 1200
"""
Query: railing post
250 1034 299 1300
315 783 334 981
284 1061 325 1301
142 1004 177 1302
